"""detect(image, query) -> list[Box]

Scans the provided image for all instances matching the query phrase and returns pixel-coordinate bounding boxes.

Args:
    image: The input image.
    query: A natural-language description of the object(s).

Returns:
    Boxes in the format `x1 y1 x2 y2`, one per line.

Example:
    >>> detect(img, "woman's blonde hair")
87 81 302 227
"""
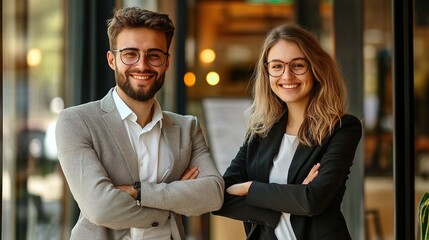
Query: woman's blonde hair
246 24 348 146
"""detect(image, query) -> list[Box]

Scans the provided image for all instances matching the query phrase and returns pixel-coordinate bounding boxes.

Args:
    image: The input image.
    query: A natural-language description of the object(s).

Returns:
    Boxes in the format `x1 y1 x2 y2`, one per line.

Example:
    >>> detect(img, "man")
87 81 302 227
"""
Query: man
55 7 224 240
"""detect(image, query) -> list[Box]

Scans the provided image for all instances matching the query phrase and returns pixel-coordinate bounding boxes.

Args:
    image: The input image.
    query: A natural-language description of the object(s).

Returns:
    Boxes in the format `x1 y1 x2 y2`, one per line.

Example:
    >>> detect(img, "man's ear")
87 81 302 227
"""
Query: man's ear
107 51 116 70
165 55 170 70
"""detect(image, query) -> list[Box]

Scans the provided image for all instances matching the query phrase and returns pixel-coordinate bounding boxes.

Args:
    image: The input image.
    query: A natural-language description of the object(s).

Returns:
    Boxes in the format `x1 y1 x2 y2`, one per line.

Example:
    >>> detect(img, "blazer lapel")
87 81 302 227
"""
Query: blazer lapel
259 110 317 184
254 111 317 184
287 144 316 183
251 113 288 182
159 114 181 183
100 89 139 182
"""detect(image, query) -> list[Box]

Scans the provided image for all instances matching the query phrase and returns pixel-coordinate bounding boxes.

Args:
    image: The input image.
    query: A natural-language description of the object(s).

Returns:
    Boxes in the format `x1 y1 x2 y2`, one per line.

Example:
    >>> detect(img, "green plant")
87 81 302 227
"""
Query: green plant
419 192 429 240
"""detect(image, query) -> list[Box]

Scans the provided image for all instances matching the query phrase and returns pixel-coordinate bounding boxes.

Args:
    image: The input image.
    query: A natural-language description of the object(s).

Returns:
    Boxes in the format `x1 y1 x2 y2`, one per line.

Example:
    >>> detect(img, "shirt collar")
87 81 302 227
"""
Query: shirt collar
112 87 163 129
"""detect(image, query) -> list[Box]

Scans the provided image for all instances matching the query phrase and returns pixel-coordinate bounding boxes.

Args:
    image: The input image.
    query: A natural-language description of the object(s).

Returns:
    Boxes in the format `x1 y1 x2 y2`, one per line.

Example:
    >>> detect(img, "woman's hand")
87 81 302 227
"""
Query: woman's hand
303 163 320 184
226 181 253 196
226 163 319 196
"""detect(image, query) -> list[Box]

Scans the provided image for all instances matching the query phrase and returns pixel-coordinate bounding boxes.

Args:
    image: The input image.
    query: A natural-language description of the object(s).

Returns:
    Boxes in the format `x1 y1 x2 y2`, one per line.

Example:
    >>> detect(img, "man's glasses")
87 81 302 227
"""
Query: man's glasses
111 48 169 67
265 58 310 77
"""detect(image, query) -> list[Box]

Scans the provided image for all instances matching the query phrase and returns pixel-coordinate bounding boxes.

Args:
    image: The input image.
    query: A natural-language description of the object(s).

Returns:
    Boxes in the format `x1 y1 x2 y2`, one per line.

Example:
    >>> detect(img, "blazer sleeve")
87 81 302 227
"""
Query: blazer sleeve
56 107 170 230
212 140 281 228
247 115 362 216
138 116 225 216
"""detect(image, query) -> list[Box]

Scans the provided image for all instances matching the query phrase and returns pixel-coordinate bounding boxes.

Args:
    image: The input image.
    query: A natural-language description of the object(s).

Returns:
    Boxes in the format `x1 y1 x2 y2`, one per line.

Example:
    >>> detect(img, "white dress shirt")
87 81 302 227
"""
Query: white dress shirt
113 88 174 240
269 134 299 240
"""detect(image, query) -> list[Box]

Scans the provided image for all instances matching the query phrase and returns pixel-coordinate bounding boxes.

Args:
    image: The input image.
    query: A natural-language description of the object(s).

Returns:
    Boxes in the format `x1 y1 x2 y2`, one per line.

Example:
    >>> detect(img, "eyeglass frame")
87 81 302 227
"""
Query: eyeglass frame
264 57 310 77
111 48 170 67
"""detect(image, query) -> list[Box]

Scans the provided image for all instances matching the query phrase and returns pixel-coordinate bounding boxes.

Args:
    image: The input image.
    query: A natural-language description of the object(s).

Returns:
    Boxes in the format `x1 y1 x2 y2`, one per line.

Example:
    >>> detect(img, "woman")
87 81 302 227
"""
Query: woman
212 24 362 240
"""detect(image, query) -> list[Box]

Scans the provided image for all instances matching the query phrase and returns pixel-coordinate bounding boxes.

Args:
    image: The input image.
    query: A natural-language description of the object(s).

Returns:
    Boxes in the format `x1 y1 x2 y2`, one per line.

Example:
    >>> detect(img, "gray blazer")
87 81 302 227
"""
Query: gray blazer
55 89 224 240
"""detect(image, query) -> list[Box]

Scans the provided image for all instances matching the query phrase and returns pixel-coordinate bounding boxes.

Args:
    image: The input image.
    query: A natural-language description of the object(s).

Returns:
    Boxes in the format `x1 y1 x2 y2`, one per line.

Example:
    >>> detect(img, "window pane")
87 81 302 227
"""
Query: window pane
2 0 66 239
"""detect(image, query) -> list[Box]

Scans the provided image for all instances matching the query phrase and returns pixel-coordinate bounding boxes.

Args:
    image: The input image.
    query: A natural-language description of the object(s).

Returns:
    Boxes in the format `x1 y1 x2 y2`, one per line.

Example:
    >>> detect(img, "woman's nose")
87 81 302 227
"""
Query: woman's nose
281 65 295 79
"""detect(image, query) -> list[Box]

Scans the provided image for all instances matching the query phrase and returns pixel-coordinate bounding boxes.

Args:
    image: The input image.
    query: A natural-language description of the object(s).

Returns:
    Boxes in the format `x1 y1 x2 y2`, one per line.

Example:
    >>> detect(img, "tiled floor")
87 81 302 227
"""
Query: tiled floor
365 176 429 240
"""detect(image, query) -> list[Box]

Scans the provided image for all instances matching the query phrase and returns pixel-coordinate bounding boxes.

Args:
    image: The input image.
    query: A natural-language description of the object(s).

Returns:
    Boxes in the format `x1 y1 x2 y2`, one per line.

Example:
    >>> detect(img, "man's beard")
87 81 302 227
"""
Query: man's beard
115 69 165 102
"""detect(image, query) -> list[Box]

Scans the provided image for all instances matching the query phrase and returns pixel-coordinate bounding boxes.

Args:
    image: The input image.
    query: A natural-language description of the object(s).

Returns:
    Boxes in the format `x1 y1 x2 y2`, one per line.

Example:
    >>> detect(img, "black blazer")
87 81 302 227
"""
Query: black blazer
213 113 362 240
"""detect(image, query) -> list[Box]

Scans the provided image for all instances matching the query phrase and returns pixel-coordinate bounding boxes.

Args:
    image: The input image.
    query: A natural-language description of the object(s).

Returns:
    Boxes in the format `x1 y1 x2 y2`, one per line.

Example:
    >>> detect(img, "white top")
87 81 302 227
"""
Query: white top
269 134 299 240
113 88 174 239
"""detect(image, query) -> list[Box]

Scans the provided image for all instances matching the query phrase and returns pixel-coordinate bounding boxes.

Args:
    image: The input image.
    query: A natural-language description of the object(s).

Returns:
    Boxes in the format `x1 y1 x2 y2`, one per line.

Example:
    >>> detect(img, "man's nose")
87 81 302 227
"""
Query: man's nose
135 53 150 68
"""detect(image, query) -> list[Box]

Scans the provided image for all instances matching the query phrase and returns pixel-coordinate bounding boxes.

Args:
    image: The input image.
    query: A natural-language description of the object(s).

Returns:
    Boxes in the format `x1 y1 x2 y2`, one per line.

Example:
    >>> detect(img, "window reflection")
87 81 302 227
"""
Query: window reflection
2 0 428 240
3 0 65 239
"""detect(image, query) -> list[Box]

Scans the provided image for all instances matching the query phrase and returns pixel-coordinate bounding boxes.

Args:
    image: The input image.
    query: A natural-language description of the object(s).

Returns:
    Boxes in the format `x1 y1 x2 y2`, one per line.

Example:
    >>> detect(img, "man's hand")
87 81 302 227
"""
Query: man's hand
115 185 138 199
302 163 320 184
114 166 200 199
181 166 199 180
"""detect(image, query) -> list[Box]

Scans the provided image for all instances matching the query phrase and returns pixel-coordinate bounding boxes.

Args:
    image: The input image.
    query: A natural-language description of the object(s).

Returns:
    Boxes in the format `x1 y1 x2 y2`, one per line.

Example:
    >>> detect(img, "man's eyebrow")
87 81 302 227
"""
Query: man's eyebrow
146 47 167 52
118 47 139 51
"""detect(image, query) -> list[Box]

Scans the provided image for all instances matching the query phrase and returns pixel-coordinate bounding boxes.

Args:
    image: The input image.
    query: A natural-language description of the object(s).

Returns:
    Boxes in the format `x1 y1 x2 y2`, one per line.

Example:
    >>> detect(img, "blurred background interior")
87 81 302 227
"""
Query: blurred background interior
2 0 429 239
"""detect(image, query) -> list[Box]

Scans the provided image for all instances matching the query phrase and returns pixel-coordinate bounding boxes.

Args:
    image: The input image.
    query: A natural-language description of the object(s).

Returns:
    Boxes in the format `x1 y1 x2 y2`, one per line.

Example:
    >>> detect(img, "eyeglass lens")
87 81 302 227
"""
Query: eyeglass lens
267 58 309 77
120 49 167 67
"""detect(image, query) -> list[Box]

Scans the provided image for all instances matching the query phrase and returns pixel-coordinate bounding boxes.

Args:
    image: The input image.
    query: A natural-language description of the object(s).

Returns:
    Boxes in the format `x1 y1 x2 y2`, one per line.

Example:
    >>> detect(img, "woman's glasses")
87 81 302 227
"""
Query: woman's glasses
265 58 310 77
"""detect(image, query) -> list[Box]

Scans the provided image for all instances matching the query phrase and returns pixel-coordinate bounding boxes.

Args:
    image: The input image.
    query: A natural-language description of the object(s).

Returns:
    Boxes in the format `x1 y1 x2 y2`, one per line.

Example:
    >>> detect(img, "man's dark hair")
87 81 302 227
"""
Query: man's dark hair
107 7 175 51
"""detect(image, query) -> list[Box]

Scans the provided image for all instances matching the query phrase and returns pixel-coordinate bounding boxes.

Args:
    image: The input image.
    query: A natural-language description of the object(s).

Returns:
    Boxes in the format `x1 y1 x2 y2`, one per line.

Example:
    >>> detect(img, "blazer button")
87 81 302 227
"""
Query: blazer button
152 222 159 227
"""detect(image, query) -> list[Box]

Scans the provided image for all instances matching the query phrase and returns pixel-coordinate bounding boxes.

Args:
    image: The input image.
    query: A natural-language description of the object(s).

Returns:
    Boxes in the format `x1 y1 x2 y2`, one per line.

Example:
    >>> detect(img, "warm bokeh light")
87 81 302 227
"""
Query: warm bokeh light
27 48 42 67
200 48 216 63
50 97 65 113
184 72 196 87
206 71 220 86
